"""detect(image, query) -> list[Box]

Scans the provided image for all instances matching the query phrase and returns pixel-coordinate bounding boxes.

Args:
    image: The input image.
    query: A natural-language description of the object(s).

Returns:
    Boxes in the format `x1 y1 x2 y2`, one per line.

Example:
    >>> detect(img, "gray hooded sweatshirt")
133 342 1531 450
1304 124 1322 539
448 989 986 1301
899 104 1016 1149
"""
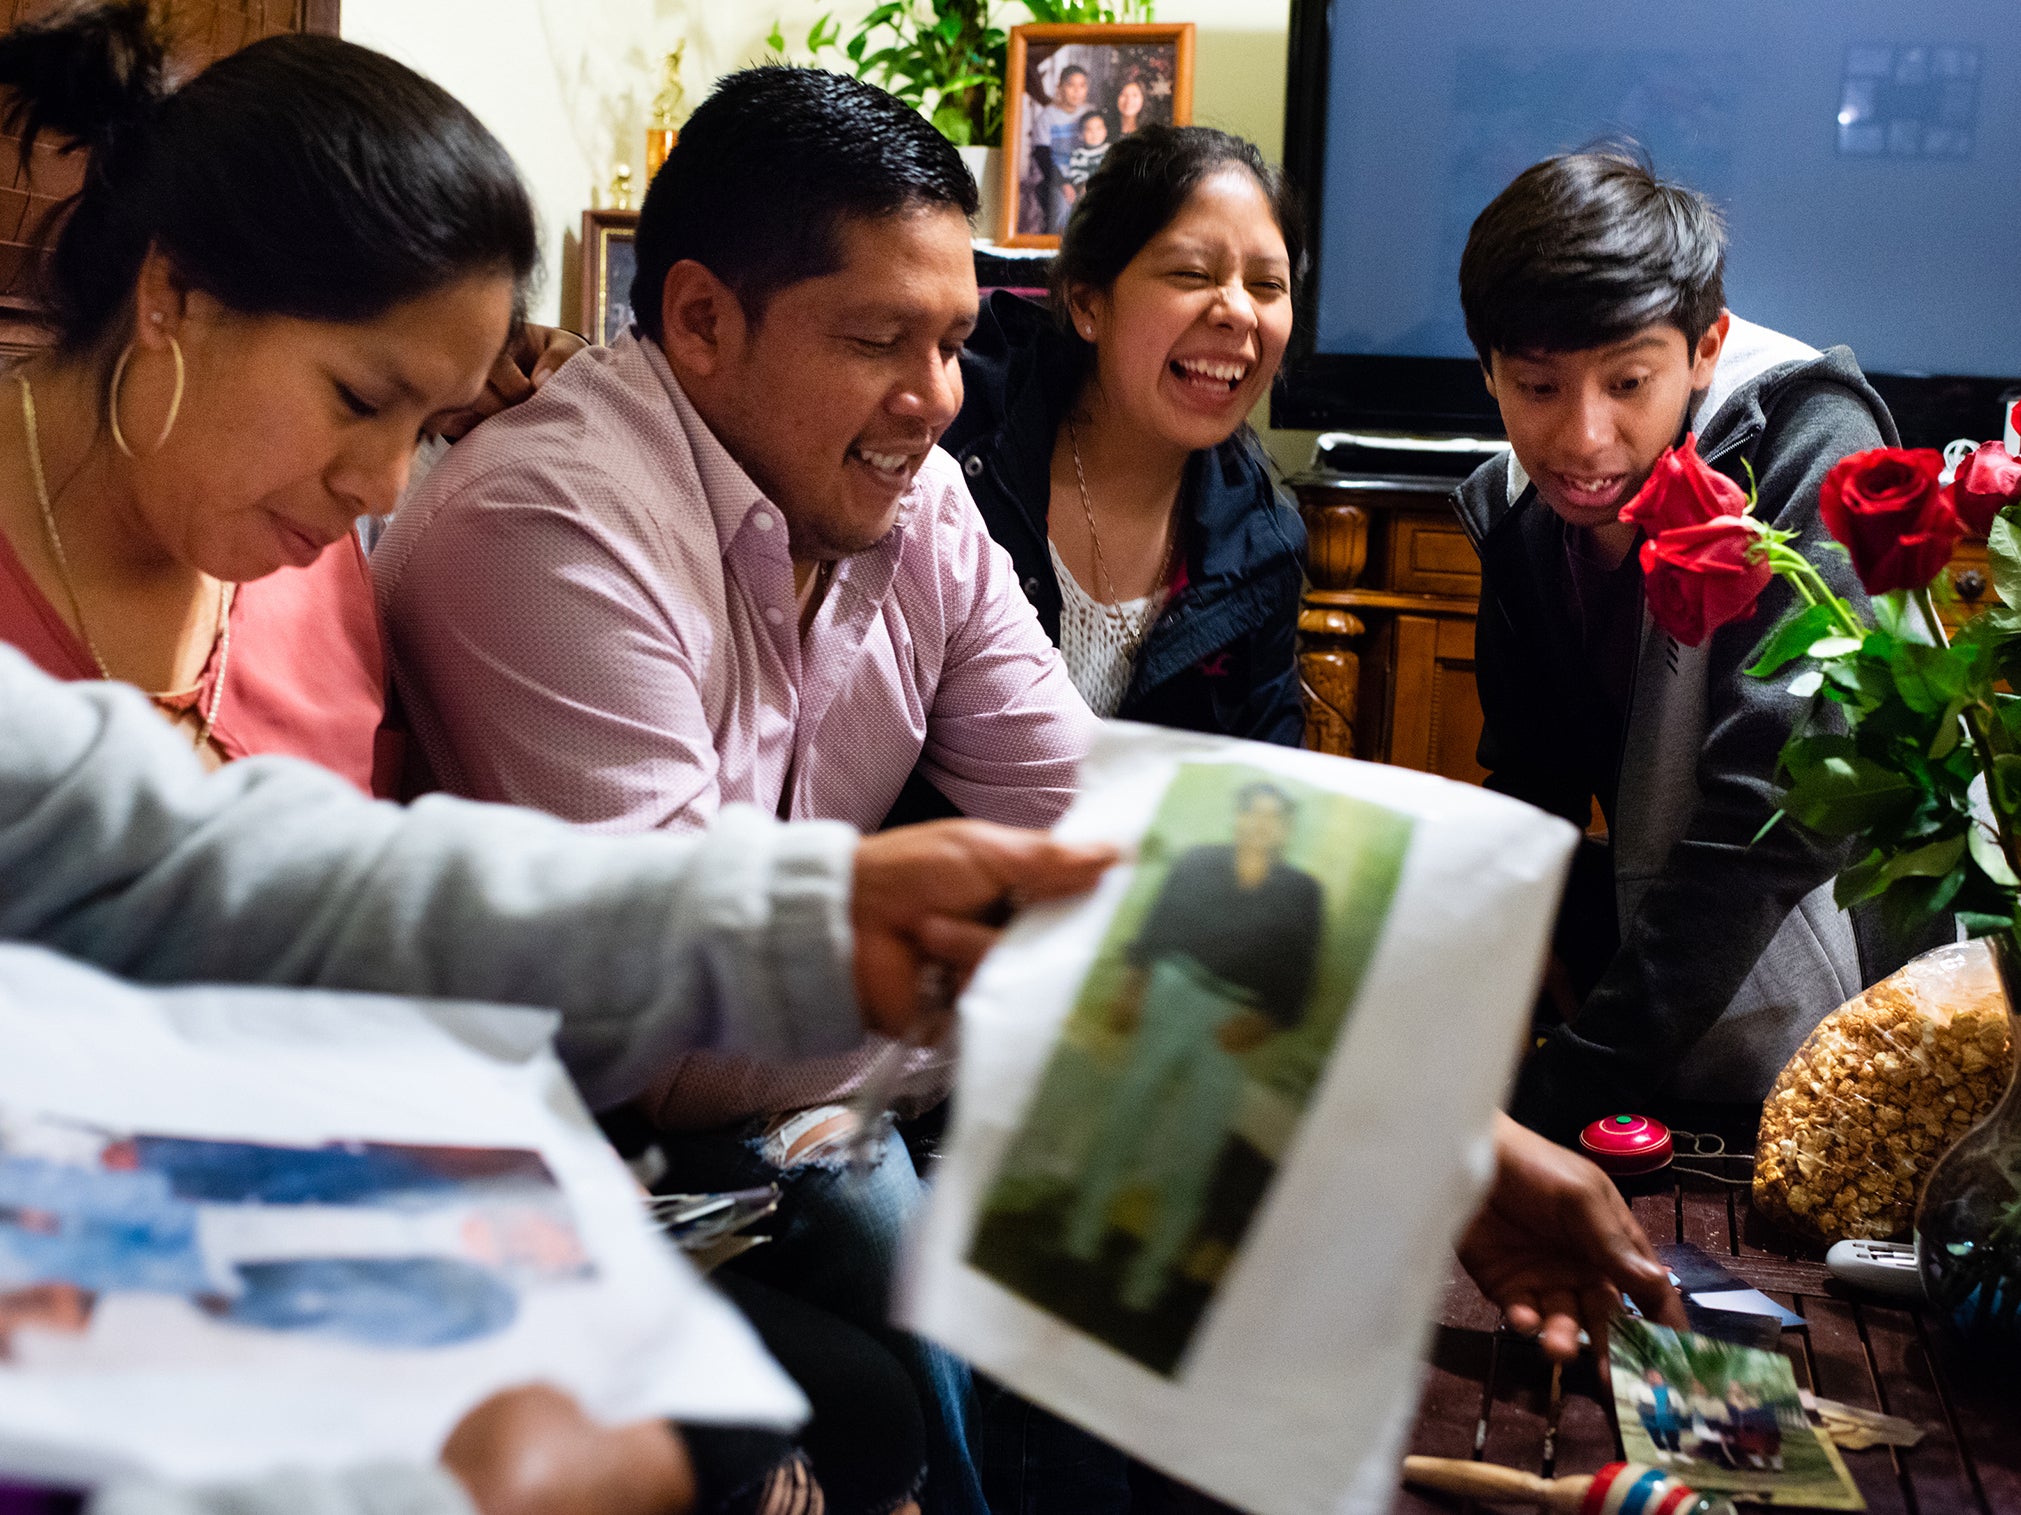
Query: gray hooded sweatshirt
1454 318 1914 1136
0 643 865 1515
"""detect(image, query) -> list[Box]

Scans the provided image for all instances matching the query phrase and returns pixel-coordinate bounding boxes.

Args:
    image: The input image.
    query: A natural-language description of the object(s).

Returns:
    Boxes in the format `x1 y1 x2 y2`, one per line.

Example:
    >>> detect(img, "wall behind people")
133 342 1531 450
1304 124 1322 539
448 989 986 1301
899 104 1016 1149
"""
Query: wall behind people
340 0 1318 471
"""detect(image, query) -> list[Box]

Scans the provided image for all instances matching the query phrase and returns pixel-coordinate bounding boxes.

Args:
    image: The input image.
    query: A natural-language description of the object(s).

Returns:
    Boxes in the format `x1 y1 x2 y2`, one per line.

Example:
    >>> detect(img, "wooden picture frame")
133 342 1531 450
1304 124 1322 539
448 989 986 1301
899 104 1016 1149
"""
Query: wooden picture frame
999 22 1194 249
578 209 640 347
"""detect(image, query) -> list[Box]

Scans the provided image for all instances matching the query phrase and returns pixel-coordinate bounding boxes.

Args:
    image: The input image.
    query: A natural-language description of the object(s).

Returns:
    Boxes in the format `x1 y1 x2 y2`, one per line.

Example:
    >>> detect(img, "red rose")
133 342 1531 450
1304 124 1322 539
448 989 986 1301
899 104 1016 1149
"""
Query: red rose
1638 516 1772 647
1818 448 1963 594
1620 432 1748 535
1953 441 2021 536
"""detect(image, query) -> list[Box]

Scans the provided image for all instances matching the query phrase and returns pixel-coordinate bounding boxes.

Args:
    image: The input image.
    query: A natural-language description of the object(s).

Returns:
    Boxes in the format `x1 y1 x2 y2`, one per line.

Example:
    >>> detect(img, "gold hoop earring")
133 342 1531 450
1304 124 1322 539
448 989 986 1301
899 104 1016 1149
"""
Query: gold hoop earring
108 333 186 459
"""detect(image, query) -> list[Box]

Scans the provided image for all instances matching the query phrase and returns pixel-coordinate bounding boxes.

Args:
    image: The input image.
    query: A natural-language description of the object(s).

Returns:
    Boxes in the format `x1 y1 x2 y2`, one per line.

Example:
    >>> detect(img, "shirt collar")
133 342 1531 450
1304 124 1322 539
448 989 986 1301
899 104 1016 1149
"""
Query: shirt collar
622 330 773 555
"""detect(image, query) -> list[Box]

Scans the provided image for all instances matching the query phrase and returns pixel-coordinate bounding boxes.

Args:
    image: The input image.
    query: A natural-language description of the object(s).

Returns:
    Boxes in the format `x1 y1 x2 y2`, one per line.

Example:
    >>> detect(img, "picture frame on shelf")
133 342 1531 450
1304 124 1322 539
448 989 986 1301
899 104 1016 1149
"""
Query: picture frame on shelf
1000 22 1194 249
578 209 640 348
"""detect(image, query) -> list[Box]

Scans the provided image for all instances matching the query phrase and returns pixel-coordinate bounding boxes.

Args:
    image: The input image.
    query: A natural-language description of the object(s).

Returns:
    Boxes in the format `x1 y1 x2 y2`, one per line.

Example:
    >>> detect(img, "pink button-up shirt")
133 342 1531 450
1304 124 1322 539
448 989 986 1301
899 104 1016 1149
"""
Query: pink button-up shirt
375 331 1095 1127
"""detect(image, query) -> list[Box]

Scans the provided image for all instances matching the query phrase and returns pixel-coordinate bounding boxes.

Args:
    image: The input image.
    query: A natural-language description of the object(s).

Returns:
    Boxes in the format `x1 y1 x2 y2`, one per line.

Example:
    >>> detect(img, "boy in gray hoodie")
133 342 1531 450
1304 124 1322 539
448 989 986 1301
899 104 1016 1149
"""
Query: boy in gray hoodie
1453 151 1923 1142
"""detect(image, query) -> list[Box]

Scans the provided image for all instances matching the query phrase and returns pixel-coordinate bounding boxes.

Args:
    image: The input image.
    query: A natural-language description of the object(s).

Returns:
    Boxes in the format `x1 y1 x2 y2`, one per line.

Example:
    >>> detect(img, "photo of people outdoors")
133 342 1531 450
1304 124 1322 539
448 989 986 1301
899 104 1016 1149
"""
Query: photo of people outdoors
1003 25 1191 243
1610 1318 1862 1508
0 1111 591 1360
968 763 1413 1375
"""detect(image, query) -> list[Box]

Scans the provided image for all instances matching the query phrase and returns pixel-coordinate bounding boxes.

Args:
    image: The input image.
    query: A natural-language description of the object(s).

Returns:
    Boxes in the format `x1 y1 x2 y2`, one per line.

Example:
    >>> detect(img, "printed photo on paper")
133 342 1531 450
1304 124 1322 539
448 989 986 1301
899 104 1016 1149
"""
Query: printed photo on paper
0 1111 591 1363
968 762 1412 1376
1610 1317 1863 1510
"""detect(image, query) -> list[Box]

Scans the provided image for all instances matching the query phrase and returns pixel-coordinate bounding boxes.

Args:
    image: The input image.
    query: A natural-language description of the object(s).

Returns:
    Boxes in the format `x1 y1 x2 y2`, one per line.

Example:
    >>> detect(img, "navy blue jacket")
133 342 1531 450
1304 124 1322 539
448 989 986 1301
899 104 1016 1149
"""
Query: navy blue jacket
942 291 1307 746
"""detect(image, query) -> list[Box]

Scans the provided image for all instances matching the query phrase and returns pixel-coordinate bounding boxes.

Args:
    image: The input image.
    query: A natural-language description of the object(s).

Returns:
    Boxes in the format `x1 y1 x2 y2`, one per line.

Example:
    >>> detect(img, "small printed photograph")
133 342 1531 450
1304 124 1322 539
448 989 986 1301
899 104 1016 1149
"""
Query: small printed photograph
968 762 1412 1375
1610 1317 1864 1509
0 1111 591 1361
1002 24 1193 246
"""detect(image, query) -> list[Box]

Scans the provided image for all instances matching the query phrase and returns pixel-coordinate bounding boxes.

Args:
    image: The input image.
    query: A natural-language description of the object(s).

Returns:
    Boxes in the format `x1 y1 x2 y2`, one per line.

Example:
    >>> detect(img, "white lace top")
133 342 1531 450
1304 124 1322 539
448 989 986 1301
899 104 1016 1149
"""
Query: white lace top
1049 540 1169 718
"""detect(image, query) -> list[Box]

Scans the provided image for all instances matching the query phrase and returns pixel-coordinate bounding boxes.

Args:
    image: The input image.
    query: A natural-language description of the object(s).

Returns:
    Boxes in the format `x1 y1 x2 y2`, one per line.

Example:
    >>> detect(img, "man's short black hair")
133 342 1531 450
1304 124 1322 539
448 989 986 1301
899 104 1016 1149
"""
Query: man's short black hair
1458 149 1726 367
630 66 978 338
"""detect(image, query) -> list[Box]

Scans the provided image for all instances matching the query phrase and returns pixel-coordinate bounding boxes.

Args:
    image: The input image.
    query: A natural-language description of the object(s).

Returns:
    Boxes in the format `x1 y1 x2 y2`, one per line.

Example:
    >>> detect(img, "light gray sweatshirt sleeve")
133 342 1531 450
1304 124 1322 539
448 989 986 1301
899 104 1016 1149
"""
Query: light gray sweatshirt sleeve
89 1463 476 1515
0 647 862 1108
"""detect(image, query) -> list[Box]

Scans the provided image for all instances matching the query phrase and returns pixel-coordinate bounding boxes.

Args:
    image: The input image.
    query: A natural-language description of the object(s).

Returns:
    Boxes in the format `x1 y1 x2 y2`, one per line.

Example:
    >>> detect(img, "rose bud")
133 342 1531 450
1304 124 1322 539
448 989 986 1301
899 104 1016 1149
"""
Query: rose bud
1953 441 2021 536
1639 516 1772 647
1620 432 1748 536
1818 447 1964 595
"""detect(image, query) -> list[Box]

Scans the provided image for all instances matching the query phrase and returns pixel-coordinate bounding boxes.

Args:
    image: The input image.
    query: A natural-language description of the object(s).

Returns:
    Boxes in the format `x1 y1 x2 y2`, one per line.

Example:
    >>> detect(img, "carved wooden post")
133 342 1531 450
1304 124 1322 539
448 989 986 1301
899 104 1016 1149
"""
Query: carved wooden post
1297 491 1369 757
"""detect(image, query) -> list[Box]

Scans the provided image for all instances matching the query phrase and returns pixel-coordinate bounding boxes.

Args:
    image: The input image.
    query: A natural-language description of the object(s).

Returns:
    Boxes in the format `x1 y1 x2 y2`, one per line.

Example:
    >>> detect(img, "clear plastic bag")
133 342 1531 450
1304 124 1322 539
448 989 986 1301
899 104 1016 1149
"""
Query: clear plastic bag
1754 939 2015 1242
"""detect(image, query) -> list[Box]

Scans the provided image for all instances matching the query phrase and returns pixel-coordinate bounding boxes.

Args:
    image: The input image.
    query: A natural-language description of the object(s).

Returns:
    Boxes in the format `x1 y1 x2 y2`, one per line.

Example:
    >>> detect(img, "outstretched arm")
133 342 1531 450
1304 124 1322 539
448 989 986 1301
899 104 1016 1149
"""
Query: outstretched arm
1456 1114 1686 1361
0 648 1111 1108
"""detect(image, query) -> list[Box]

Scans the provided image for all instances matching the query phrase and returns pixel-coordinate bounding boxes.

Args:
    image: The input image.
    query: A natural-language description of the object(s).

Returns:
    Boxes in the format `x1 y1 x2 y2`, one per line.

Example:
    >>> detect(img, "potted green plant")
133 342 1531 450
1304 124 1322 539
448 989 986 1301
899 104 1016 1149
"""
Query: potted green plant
769 0 1155 239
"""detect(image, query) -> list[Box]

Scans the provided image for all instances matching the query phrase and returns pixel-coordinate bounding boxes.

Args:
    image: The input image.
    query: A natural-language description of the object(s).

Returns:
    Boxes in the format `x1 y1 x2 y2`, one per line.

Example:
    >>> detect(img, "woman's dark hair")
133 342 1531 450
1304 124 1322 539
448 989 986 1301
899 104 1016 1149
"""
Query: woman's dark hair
0 0 539 355
1458 149 1726 366
1050 125 1307 323
631 66 978 338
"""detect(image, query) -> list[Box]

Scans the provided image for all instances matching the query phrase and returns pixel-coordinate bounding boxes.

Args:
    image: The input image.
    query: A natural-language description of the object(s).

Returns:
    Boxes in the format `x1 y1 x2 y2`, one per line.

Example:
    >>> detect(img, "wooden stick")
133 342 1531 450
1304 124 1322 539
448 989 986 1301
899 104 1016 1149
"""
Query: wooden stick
1401 1457 1594 1513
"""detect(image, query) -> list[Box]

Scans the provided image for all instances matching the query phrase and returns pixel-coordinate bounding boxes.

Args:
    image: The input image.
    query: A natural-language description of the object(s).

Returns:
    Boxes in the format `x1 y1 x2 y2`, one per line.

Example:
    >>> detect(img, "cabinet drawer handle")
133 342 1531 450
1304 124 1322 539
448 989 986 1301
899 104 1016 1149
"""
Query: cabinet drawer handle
1955 568 1986 602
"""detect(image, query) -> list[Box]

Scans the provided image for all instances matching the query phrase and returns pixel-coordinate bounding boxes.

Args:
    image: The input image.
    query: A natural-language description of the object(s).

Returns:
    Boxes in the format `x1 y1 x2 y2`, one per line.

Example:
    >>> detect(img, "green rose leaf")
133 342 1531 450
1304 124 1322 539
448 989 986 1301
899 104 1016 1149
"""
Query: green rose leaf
1747 603 1837 677
1781 736 1921 835
1887 637 1969 715
1807 635 1865 660
1990 508 2021 610
1968 825 2020 888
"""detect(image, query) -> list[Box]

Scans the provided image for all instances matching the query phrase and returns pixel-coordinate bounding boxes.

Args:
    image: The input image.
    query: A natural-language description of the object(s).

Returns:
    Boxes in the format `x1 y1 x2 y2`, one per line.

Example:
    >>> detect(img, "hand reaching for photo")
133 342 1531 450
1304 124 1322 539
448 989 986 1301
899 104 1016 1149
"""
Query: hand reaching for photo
1455 1113 1687 1361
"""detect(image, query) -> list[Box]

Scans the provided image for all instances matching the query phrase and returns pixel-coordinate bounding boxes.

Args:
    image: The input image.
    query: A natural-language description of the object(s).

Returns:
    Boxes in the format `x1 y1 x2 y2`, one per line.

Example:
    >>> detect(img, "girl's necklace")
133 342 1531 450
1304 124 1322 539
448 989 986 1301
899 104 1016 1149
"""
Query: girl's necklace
17 375 232 753
1066 416 1179 660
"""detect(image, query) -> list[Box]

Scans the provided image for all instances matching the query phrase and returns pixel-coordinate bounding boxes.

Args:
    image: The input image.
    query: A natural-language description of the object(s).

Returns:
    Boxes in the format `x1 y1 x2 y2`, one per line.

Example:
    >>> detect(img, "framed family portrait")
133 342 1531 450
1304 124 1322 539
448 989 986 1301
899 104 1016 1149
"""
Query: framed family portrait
578 209 640 347
1001 22 1195 248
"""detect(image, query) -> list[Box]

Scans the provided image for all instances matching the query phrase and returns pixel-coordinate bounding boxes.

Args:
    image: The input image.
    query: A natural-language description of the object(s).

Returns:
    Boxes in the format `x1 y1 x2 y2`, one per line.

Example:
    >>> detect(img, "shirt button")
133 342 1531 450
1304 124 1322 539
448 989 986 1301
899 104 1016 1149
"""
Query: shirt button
764 606 785 626
1023 576 1043 598
963 454 984 478
753 511 776 532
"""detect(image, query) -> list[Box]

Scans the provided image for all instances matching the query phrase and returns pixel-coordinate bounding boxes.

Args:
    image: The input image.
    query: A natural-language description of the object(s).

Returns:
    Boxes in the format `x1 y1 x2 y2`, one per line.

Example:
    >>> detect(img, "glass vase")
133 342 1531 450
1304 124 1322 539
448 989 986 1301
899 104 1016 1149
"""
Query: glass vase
1914 932 2021 1347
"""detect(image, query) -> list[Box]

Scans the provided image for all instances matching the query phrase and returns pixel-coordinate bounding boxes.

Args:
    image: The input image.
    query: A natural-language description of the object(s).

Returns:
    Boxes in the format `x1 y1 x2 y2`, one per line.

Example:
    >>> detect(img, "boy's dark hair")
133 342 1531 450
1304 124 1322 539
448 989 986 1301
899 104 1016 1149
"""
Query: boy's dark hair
1057 65 1088 85
1052 125 1306 323
0 0 538 357
631 66 978 338
1458 149 1726 366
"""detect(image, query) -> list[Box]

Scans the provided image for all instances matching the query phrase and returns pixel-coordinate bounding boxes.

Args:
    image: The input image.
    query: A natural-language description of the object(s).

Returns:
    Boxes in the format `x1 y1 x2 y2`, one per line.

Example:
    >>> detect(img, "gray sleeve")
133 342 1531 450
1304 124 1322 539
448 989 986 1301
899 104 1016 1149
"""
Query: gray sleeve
89 1463 476 1515
0 647 862 1109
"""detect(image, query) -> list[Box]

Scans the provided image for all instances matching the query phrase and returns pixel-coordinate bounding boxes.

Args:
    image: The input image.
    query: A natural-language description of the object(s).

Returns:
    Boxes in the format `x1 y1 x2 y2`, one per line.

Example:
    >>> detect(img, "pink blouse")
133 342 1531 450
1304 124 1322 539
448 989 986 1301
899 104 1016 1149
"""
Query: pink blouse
0 529 397 796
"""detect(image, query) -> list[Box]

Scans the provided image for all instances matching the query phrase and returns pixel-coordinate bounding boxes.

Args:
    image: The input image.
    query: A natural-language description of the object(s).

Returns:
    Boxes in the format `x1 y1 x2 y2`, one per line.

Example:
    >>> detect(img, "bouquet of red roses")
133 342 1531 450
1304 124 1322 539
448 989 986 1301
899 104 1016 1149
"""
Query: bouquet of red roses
1623 435 2021 935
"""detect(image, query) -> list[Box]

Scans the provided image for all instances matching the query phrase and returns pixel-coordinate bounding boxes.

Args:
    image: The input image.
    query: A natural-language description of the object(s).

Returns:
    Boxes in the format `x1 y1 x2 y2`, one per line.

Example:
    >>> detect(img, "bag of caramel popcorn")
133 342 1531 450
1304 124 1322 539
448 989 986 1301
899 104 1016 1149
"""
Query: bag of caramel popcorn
1754 940 2015 1242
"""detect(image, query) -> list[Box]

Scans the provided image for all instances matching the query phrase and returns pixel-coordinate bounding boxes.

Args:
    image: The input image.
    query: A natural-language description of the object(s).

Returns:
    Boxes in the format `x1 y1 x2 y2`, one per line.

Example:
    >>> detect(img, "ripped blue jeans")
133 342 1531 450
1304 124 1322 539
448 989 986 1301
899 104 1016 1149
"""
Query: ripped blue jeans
653 1119 986 1515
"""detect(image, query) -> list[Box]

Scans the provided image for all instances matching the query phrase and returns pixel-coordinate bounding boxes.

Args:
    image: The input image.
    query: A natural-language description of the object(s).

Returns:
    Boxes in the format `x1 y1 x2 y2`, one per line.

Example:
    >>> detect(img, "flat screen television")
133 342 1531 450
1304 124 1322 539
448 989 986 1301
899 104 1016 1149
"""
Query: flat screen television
1274 0 2021 451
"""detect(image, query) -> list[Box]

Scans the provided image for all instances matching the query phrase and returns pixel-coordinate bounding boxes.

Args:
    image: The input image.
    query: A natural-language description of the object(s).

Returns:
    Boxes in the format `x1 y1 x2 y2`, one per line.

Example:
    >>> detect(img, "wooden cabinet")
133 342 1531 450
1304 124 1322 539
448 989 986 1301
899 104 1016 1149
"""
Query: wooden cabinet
1293 473 1487 785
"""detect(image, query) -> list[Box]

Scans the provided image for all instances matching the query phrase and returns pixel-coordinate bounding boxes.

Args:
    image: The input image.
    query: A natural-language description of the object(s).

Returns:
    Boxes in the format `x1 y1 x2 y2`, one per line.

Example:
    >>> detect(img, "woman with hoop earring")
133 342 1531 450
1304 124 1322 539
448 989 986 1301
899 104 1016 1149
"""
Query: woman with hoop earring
0 3 538 794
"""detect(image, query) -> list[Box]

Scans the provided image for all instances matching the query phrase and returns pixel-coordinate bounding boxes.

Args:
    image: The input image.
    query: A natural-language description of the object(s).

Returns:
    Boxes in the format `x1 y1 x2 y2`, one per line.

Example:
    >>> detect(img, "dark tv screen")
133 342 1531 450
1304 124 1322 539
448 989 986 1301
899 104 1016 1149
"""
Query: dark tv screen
1277 0 2021 447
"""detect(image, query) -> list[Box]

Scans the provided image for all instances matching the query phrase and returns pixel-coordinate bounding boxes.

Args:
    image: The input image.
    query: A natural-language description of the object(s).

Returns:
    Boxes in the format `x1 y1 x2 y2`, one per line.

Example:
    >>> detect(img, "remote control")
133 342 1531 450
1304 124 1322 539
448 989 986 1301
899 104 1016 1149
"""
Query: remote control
1825 1238 1924 1300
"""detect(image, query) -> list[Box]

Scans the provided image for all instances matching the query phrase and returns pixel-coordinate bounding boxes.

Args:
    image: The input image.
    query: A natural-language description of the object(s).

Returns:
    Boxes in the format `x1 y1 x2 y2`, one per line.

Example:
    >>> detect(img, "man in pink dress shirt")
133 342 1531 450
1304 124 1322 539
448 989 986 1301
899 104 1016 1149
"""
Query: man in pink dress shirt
375 67 1094 1514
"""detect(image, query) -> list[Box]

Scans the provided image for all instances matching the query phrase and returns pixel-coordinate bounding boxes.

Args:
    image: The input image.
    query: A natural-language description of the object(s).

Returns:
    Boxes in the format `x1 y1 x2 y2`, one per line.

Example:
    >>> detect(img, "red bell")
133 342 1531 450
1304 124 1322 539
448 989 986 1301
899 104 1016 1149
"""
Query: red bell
1578 1113 1674 1175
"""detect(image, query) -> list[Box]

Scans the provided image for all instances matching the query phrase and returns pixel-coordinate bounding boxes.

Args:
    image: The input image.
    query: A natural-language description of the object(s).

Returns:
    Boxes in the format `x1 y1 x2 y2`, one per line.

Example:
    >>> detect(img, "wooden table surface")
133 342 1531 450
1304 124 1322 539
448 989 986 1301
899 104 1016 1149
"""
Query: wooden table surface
1391 1154 2021 1515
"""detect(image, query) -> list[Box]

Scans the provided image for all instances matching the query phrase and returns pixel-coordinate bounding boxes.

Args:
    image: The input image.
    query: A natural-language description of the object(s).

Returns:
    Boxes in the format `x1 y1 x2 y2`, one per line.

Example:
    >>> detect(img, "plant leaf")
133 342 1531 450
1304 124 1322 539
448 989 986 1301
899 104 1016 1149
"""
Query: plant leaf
1747 603 1836 677
1990 507 2021 609
1969 824 2020 888
1788 669 1824 698
1807 634 1865 660
1781 736 1921 836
